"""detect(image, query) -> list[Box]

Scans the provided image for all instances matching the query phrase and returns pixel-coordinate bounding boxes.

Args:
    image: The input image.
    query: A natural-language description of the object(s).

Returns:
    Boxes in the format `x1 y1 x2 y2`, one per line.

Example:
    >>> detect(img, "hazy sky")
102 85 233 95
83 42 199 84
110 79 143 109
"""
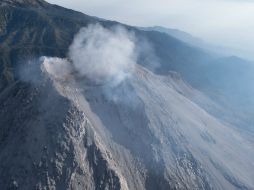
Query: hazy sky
47 0 254 53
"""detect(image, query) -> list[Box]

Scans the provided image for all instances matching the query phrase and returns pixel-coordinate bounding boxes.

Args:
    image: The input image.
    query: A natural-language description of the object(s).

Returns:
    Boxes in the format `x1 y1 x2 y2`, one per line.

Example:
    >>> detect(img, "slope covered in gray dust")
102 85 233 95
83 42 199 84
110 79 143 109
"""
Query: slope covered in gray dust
67 65 254 190
2 60 250 190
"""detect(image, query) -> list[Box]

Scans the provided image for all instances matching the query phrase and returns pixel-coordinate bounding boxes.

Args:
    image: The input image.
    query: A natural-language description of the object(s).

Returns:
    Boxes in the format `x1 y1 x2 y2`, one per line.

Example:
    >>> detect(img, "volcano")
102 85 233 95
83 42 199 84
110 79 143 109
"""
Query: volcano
0 1 254 190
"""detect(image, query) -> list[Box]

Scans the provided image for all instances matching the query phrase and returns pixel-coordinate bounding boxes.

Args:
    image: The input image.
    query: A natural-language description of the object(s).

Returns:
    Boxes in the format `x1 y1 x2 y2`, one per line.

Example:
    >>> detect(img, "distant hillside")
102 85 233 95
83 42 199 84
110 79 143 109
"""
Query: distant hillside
141 26 204 47
142 26 254 61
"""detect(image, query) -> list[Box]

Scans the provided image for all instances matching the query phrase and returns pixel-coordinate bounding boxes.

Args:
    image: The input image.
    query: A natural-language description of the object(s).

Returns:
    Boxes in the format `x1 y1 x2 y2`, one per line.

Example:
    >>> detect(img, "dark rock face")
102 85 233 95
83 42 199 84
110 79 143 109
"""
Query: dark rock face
0 80 122 190
0 0 96 91
0 0 48 7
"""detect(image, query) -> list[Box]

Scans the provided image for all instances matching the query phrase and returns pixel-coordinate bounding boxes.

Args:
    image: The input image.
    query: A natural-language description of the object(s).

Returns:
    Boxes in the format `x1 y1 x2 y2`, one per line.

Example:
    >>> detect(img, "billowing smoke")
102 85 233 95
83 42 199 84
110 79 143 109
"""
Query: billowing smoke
69 24 137 86
37 24 138 88
41 57 72 80
19 24 158 106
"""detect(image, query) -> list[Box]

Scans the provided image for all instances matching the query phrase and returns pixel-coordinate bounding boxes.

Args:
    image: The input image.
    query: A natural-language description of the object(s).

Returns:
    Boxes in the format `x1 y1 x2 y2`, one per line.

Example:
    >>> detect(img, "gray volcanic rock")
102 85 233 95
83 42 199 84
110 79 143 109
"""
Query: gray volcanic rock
1 62 251 190
1 0 46 6
0 78 122 190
